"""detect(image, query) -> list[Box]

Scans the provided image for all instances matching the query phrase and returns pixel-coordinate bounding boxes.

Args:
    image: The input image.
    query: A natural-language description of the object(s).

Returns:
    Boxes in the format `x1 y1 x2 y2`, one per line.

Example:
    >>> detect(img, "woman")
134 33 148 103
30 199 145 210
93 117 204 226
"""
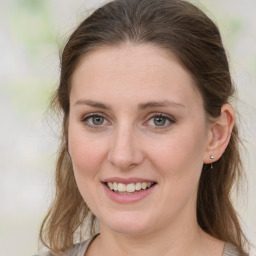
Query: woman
37 0 250 255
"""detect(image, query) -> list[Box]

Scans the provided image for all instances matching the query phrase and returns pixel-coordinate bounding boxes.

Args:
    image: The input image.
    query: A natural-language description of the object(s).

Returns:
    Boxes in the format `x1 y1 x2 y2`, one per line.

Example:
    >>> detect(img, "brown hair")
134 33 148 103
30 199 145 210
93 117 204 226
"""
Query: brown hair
40 0 249 254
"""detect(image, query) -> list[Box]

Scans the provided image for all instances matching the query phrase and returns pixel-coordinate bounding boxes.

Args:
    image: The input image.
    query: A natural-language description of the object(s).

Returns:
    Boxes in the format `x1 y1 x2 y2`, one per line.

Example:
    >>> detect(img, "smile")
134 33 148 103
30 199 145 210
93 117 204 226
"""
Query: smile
102 177 157 203
105 182 155 194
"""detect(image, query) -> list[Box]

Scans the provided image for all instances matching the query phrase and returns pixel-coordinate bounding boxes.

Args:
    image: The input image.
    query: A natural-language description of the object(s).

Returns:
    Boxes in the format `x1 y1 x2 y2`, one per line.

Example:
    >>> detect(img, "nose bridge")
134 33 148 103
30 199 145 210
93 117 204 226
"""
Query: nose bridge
108 123 144 169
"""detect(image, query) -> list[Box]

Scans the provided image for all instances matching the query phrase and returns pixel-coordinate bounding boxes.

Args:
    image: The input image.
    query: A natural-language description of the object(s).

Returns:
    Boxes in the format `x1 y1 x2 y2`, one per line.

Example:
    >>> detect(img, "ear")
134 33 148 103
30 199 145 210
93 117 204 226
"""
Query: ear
203 104 235 164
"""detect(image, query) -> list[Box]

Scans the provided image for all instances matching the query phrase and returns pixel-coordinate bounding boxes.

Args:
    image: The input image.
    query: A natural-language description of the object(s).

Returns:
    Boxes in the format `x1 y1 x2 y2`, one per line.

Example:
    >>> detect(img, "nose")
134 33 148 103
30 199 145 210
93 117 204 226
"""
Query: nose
107 126 144 170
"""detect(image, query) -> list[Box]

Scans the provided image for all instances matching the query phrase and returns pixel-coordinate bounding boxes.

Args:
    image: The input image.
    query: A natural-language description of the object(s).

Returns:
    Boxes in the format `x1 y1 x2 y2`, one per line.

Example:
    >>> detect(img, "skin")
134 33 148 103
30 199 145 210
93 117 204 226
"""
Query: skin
68 44 234 256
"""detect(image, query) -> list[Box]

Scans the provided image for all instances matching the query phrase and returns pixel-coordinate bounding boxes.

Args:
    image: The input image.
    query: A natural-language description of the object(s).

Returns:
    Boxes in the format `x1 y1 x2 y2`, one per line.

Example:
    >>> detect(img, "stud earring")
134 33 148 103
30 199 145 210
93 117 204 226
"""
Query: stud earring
210 155 215 169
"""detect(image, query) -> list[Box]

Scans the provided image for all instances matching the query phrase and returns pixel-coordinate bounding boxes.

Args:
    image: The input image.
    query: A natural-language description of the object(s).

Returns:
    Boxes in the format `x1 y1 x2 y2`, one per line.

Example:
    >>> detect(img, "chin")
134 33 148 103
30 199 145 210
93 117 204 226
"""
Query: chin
100 211 155 235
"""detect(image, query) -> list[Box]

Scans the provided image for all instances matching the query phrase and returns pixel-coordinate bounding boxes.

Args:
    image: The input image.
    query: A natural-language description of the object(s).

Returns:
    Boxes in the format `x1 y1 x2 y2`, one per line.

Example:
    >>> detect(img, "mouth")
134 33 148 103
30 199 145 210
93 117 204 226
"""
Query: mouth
103 181 157 194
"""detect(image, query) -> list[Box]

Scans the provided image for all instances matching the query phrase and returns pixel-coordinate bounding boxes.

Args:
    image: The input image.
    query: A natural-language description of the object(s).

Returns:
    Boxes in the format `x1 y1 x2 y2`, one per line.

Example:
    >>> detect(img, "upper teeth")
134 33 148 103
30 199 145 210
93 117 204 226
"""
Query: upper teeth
107 182 153 193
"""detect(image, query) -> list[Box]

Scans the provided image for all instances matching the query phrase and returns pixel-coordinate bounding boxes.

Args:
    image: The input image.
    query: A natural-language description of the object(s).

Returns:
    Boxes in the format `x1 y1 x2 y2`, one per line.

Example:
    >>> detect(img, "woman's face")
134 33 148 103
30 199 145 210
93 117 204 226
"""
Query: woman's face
68 44 211 235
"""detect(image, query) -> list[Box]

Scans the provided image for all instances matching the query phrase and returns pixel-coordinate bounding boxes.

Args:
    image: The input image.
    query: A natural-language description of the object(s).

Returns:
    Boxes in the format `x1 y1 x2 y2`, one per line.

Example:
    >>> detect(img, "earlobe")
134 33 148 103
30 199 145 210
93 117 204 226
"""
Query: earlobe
204 104 235 164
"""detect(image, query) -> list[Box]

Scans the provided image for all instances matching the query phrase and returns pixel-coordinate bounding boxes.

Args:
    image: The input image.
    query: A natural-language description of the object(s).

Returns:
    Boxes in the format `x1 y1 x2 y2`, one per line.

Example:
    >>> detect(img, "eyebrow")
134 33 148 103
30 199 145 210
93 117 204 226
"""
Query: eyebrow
74 99 185 110
74 99 111 109
138 100 185 110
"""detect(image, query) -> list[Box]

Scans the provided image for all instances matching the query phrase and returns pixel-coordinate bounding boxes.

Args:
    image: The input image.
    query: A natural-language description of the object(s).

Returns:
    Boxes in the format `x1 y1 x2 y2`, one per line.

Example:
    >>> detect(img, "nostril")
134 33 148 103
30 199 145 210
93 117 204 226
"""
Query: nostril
107 150 145 169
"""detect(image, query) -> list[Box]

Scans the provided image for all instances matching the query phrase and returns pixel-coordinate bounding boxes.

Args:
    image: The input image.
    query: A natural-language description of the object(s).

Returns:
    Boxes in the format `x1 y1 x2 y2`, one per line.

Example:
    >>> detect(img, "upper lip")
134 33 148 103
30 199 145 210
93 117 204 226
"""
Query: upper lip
102 177 157 184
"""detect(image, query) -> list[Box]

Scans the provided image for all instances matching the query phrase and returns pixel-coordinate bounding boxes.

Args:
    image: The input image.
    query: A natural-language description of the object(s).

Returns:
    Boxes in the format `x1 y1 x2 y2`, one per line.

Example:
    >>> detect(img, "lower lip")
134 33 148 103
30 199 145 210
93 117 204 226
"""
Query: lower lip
102 183 156 203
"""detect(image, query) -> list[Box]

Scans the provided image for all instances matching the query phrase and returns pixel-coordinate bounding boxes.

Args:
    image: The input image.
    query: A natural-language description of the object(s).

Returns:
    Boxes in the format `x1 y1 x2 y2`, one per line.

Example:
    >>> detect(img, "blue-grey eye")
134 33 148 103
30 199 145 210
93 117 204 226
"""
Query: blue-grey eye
82 113 110 128
91 116 105 125
153 116 167 126
146 114 174 128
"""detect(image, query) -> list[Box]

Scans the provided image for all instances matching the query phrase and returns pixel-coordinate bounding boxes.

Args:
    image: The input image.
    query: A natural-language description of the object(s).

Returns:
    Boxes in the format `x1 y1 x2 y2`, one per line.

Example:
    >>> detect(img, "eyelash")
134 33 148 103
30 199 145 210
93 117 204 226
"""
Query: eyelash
80 112 110 129
80 112 175 130
145 113 175 129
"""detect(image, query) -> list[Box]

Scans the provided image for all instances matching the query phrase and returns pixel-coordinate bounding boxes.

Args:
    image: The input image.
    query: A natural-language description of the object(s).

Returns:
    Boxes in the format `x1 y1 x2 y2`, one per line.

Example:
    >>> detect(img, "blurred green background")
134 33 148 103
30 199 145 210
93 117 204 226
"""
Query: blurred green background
0 0 255 255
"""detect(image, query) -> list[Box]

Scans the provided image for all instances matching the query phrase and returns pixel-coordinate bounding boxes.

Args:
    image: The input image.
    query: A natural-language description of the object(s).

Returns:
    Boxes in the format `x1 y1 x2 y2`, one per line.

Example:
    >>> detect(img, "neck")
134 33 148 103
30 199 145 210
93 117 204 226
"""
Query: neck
88 220 224 256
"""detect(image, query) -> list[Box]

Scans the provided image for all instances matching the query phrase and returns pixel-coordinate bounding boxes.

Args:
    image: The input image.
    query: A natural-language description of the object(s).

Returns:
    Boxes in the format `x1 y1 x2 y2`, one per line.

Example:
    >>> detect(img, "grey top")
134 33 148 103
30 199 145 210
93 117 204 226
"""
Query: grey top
34 235 249 256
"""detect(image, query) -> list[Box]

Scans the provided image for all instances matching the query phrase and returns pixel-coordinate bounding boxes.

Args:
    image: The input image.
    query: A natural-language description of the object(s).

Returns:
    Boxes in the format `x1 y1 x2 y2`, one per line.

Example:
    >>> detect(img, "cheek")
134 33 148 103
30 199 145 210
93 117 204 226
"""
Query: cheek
68 124 109 183
69 139 106 175
147 125 206 185
146 129 206 218
68 130 109 210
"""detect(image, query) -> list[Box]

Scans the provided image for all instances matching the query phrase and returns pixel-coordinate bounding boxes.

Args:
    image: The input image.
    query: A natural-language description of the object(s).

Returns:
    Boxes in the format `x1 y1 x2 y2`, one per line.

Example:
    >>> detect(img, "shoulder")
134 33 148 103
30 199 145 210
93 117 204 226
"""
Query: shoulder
222 243 249 256
32 253 52 256
64 238 92 256
32 242 88 256
32 252 54 256
33 235 97 256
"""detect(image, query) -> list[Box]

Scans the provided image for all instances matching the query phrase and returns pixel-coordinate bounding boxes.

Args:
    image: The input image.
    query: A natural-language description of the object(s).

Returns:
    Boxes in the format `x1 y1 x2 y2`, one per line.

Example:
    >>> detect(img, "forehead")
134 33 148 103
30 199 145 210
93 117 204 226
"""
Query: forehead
70 44 203 109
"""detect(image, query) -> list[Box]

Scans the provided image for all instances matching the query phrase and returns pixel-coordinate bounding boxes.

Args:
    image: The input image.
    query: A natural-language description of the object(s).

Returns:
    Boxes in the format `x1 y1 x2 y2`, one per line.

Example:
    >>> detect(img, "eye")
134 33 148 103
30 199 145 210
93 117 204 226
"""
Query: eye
146 114 175 128
81 113 110 128
152 116 167 126
90 116 105 125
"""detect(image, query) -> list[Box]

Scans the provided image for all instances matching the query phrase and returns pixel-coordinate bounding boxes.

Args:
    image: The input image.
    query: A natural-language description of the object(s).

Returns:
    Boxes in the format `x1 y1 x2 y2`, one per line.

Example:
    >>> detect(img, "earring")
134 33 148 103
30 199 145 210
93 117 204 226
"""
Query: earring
210 155 215 169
